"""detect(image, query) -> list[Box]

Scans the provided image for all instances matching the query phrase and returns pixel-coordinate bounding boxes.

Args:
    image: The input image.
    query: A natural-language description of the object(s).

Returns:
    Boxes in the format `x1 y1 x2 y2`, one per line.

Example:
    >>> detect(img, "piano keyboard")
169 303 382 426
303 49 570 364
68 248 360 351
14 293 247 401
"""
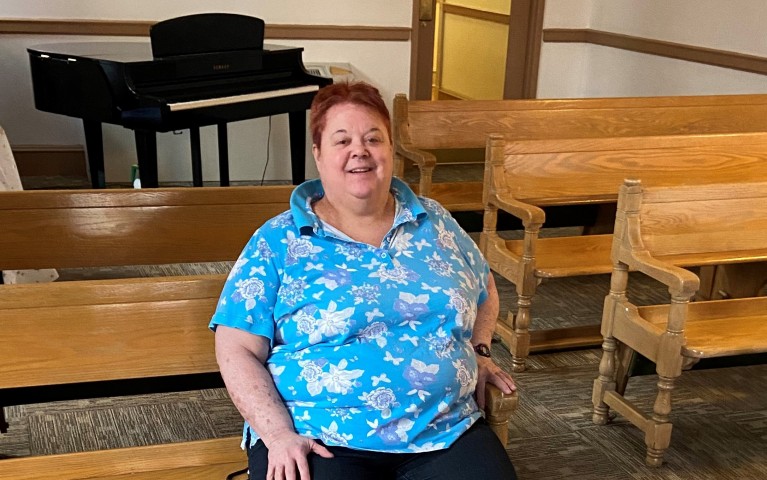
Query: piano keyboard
168 84 320 112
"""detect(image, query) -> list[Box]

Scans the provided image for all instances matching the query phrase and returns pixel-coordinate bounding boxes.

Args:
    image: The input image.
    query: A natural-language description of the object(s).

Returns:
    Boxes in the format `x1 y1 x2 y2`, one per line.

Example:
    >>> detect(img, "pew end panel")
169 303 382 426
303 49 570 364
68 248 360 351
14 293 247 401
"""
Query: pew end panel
593 179 767 467
393 93 439 195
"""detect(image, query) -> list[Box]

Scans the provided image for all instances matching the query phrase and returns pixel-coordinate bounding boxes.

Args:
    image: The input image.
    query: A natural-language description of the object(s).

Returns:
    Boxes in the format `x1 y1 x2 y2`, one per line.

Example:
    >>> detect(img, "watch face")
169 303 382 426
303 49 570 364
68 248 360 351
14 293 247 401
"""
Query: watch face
474 343 492 357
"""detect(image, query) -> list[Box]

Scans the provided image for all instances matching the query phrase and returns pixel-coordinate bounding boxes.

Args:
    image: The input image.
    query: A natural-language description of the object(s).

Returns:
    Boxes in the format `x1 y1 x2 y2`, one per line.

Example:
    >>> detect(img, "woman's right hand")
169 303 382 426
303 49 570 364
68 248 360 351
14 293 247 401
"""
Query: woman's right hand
265 430 334 480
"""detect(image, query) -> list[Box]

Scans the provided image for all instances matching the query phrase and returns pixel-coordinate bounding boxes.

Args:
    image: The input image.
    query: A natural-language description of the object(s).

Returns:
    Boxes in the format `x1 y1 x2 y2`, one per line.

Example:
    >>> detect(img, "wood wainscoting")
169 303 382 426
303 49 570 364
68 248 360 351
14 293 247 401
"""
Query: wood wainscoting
12 145 86 178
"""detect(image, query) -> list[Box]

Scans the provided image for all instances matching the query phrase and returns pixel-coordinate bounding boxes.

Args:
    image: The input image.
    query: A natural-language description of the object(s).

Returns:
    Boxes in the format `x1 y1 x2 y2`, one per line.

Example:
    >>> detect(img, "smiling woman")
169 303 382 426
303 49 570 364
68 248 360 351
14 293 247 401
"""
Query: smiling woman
211 81 517 480
311 92 395 246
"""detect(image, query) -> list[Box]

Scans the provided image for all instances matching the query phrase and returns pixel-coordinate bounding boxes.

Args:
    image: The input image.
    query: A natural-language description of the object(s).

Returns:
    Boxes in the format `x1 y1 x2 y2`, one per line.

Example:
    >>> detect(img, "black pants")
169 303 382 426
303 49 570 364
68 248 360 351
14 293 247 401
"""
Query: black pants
247 418 517 480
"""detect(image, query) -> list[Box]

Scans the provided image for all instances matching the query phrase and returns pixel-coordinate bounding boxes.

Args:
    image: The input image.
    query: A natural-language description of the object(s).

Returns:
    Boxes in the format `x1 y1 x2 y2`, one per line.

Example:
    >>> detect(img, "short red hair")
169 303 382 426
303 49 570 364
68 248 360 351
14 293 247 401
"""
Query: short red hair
310 81 391 148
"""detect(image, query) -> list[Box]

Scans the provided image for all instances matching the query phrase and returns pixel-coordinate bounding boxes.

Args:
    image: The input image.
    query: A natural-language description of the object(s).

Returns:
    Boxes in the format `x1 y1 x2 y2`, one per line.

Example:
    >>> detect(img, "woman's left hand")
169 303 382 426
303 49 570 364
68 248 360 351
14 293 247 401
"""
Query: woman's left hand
475 355 516 409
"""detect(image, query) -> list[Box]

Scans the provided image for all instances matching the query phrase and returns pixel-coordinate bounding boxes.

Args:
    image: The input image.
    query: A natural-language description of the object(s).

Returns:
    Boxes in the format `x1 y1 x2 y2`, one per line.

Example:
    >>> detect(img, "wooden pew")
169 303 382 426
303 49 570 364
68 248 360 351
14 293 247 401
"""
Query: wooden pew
479 132 767 371
393 93 767 300
0 186 292 477
393 93 767 202
0 186 291 271
0 186 516 478
0 437 247 480
592 179 767 467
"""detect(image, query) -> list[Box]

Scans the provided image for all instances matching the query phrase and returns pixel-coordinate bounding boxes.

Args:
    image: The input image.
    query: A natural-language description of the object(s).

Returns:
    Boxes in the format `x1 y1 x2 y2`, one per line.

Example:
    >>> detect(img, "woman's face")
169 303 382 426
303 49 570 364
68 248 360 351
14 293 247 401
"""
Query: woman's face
312 102 393 203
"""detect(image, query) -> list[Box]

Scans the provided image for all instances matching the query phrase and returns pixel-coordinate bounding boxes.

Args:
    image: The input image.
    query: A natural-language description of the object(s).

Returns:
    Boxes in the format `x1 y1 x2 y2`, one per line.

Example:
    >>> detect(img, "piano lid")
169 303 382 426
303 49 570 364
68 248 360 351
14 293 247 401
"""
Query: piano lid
28 42 153 63
27 41 299 64
151 13 265 58
28 13 284 63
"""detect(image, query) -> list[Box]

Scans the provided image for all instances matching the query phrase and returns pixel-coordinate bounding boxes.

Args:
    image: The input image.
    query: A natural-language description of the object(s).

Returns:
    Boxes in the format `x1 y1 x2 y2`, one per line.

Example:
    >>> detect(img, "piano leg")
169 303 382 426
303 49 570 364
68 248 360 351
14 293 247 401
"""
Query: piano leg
0 406 7 434
218 123 230 187
190 127 202 187
83 120 105 188
134 130 159 188
288 111 307 185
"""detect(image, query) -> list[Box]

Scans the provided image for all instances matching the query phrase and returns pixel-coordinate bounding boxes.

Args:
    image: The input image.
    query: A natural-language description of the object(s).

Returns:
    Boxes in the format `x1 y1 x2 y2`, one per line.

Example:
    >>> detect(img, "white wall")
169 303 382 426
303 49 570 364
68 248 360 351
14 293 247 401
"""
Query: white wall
0 1 411 183
538 0 767 98
0 1 411 25
589 0 767 55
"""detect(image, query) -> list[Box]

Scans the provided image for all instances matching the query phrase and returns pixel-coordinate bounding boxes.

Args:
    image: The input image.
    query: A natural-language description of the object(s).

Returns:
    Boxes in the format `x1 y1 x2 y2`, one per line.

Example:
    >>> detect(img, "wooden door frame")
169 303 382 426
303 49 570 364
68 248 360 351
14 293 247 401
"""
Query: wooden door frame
409 0 546 100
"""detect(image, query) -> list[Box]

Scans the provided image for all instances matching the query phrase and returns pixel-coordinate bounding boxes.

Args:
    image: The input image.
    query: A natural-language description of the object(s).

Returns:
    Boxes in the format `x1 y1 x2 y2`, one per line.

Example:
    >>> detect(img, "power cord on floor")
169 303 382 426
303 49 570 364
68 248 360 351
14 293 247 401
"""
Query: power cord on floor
259 116 273 186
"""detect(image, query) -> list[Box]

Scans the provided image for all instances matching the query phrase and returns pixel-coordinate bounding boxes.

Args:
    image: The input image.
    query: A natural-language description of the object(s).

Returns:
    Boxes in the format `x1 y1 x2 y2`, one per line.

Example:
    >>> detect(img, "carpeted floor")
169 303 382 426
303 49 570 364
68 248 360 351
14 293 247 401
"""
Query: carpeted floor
4 171 767 478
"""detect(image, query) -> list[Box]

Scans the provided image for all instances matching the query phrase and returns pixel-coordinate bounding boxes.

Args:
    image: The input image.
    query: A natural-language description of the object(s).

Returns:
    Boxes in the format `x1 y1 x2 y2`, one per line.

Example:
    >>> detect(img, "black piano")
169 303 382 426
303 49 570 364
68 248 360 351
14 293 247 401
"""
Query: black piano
28 13 331 188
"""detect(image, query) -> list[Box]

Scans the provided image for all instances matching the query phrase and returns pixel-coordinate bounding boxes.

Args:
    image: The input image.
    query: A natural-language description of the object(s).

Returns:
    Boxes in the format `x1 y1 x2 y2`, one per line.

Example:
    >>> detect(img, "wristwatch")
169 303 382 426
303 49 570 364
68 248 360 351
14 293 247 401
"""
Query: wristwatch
473 343 492 358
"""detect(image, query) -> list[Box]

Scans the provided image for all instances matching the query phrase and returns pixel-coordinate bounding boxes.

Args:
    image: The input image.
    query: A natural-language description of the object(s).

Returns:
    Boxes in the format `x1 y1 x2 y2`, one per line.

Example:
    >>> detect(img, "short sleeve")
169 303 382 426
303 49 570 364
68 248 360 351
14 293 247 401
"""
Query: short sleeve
208 225 283 344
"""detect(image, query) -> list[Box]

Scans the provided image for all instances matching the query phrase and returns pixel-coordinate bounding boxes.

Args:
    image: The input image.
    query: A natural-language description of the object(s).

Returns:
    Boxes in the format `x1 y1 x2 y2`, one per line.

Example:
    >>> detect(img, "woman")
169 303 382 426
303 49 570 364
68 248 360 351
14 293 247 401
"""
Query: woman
211 81 517 480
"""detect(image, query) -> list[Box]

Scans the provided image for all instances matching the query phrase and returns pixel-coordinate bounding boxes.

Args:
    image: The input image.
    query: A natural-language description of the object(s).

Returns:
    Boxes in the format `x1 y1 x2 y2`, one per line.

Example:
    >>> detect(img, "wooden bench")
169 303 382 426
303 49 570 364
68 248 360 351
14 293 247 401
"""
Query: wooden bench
592 179 767 467
393 93 767 203
1 421 246 479
479 132 767 371
394 93 767 305
0 186 288 478
0 186 516 477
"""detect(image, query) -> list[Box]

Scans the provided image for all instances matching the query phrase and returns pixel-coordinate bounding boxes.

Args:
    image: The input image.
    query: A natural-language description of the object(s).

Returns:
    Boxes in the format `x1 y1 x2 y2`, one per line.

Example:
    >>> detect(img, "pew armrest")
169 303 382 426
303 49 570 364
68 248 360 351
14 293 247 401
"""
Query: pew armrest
484 383 519 445
492 192 545 226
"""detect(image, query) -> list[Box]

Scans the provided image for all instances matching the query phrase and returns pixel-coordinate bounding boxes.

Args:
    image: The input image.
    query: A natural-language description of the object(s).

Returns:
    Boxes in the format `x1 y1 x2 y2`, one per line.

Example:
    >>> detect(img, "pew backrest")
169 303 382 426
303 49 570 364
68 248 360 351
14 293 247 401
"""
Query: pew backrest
396 93 767 150
394 93 767 197
0 186 293 270
615 180 767 274
0 275 225 391
484 131 767 211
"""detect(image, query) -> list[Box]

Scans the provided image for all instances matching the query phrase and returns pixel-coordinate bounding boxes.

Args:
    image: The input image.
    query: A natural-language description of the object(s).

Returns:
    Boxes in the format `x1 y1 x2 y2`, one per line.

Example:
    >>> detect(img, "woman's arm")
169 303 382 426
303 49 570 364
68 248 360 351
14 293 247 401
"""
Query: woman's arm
215 326 333 480
471 274 516 409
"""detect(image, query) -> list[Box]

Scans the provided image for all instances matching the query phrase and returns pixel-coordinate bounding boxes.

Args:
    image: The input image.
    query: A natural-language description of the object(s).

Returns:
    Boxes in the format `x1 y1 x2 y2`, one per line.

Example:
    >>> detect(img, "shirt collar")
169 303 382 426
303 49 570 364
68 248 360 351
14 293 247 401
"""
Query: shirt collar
290 177 427 235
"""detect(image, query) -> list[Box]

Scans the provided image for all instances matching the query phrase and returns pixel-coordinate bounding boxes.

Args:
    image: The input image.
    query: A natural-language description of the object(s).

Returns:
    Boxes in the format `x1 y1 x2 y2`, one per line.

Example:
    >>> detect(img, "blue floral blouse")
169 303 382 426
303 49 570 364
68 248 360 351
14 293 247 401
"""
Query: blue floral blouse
209 178 490 453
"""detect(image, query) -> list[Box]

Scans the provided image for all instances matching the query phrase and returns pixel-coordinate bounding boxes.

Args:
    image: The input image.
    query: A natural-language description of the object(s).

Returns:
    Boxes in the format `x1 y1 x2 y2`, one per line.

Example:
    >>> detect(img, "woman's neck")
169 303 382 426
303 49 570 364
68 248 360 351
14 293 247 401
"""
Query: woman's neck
314 193 395 247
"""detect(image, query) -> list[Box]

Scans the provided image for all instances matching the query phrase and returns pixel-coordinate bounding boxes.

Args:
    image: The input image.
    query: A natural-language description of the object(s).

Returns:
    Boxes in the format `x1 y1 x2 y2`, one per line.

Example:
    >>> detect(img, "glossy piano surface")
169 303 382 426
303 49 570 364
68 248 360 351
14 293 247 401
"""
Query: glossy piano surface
28 41 325 128
27 13 332 188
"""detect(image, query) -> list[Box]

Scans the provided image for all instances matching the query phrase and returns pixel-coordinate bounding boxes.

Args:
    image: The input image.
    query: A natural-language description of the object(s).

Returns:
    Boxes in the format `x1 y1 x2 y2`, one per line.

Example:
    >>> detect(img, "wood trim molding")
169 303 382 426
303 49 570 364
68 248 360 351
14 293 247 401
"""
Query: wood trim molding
0 18 410 41
0 19 152 36
410 0 436 99
543 28 767 76
442 4 509 25
11 145 87 177
436 87 468 100
268 24 409 41
504 0 545 99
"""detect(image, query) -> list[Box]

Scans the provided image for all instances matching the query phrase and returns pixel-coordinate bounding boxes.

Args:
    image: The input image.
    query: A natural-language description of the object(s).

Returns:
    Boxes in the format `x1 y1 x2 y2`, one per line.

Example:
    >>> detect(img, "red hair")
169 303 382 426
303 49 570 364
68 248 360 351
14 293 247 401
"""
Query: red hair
309 81 391 148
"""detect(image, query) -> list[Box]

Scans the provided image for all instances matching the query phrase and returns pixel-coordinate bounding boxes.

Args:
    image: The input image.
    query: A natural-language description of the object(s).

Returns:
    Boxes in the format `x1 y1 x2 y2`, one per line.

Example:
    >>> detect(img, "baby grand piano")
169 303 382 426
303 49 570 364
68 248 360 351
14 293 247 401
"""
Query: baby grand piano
28 13 331 188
